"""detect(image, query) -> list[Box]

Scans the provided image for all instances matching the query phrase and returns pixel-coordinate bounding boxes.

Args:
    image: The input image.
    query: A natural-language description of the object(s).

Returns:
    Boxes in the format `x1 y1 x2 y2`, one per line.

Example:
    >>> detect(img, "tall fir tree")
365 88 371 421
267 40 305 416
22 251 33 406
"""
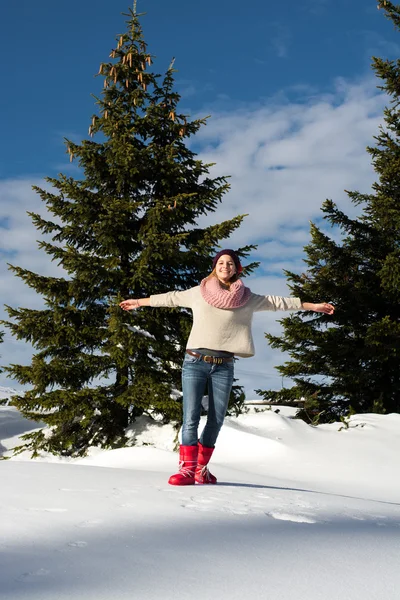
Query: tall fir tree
256 1 400 424
1 5 256 456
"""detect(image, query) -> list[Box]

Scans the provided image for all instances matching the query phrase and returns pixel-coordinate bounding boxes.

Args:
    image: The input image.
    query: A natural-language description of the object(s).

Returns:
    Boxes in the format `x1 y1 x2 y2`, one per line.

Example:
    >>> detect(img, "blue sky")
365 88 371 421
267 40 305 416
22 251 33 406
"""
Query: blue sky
0 0 396 178
1 0 398 394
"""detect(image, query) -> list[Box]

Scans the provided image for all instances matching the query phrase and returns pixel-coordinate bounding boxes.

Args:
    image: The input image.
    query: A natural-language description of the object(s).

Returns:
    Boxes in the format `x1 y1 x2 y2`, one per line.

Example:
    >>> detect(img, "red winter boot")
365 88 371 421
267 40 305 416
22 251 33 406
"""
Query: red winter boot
195 442 217 484
168 445 198 486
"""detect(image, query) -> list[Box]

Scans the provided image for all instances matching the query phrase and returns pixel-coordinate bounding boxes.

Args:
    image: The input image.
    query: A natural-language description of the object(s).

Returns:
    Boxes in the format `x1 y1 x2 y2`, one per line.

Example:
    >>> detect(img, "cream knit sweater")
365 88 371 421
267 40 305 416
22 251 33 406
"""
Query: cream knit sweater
150 286 302 358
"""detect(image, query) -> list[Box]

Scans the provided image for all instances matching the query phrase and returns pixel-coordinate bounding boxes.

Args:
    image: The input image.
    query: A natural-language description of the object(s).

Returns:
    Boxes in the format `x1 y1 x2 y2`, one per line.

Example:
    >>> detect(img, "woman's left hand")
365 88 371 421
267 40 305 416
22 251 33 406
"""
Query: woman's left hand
311 302 335 315
301 302 335 314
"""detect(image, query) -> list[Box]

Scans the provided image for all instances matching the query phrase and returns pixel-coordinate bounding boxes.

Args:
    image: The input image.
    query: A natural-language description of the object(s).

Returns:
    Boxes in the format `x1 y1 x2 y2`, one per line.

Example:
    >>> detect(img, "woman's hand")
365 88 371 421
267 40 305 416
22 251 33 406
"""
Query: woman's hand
302 302 335 315
119 299 141 311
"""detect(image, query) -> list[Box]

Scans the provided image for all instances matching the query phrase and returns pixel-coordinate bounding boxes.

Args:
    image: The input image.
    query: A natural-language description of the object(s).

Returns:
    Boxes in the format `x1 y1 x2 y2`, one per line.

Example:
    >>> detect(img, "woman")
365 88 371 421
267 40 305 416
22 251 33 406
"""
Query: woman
120 249 334 486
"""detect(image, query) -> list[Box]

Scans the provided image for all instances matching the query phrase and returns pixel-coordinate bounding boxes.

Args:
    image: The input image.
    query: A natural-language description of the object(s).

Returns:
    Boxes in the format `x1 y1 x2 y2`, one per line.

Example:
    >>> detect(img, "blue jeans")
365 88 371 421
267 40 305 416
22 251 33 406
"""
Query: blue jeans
181 353 234 447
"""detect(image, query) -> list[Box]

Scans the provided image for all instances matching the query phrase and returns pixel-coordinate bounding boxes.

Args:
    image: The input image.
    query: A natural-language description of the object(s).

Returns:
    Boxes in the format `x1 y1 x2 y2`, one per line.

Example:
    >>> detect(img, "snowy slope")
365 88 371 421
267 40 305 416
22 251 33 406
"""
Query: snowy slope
1 407 399 600
0 386 16 405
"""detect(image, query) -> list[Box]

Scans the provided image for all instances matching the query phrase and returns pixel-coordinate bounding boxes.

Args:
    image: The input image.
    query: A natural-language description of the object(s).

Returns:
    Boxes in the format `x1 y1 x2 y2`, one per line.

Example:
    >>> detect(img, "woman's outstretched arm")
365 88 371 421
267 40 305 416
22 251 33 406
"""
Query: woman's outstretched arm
119 298 151 311
121 288 195 310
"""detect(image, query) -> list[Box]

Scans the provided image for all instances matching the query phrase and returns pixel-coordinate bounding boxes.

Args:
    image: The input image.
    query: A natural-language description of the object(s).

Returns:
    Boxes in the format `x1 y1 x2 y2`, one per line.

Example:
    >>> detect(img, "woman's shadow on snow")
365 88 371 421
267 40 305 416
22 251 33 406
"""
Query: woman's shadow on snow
217 481 400 507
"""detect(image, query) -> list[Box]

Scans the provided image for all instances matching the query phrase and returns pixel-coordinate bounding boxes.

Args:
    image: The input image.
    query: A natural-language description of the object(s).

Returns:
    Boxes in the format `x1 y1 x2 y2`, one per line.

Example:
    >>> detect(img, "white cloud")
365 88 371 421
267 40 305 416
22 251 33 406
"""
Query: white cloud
0 179 68 384
0 75 387 397
195 77 383 247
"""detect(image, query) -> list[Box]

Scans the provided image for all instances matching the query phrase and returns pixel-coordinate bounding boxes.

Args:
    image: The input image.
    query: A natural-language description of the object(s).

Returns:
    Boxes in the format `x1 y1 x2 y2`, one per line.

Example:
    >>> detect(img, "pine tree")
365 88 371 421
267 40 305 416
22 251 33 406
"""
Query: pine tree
256 1 400 424
1 5 256 456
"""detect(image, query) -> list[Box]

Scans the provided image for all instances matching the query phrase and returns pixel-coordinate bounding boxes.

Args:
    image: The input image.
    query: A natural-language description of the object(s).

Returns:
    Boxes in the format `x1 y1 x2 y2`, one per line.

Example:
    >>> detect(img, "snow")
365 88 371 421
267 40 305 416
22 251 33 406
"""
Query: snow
0 386 17 405
1 405 399 600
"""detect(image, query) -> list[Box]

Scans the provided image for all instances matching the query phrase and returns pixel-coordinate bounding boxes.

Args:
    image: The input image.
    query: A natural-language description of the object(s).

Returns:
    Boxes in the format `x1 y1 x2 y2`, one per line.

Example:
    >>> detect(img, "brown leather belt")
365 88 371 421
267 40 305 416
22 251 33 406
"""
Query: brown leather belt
186 350 234 365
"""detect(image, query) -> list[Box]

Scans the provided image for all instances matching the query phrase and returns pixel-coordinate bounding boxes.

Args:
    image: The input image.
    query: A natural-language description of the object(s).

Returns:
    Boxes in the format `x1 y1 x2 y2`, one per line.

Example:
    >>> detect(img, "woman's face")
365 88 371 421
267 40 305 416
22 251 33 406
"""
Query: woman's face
216 254 236 283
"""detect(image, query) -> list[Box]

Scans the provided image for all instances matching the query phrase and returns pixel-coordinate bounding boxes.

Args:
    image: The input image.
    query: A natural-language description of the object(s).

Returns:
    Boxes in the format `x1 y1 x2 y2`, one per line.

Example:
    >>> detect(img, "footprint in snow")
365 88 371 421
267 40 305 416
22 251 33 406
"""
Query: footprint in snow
181 498 263 516
345 513 390 526
76 519 103 528
17 568 51 582
292 498 314 510
55 540 88 554
266 511 318 524
229 506 253 515
67 541 88 548
182 503 213 512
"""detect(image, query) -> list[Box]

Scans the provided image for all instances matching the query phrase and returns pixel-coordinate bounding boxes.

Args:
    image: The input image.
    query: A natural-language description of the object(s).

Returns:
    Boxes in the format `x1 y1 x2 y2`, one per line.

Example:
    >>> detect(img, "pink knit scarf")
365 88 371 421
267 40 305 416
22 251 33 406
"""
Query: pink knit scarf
200 277 252 309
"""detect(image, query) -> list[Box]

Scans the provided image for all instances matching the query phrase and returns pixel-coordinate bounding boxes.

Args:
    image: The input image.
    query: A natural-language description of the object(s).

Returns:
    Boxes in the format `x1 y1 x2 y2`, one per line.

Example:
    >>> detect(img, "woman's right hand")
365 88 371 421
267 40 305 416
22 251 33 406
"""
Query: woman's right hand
119 299 140 311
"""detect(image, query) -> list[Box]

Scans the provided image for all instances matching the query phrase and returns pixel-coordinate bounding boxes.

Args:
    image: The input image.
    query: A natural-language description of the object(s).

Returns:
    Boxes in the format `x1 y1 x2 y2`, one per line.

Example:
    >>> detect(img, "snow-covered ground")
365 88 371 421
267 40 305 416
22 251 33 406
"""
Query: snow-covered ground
1 402 399 600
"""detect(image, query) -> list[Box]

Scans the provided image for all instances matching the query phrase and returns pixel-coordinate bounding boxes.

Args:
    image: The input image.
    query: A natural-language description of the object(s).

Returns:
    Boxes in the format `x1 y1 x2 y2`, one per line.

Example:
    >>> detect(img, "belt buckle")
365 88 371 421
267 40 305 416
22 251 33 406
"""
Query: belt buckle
203 355 212 363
